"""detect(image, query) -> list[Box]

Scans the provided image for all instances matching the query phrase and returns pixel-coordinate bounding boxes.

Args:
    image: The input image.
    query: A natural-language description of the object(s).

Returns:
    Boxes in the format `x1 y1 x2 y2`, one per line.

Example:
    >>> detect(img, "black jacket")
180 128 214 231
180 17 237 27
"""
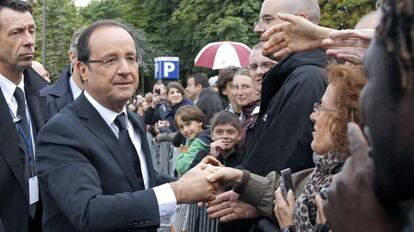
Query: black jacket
243 49 327 176
0 67 48 232
40 65 74 118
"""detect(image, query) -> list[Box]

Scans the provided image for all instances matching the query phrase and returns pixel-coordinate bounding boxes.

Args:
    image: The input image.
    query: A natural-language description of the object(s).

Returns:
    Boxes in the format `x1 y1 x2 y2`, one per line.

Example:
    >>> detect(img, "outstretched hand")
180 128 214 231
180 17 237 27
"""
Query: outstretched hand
205 166 244 190
262 13 334 61
325 123 395 232
322 29 374 65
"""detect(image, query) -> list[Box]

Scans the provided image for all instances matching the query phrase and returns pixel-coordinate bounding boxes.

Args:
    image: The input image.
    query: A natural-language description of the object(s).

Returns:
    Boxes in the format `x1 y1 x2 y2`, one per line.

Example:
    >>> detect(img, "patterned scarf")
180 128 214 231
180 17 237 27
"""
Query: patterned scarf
293 152 343 232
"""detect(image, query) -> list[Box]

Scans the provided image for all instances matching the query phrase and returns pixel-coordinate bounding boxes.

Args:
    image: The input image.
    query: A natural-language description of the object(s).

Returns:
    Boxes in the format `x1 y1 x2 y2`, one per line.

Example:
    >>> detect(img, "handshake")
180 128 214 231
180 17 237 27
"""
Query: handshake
169 156 245 205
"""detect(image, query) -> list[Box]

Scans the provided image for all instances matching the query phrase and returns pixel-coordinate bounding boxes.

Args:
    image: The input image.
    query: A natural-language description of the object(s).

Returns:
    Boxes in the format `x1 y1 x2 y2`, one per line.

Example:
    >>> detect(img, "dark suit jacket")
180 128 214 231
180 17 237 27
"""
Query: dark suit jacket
0 67 48 232
36 93 171 232
39 65 74 118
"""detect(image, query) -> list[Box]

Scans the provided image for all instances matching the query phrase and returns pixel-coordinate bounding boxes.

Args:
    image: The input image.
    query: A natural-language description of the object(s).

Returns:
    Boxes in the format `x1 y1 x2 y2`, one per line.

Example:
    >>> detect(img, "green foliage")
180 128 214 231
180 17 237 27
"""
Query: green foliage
30 0 84 81
29 0 376 90
319 0 377 29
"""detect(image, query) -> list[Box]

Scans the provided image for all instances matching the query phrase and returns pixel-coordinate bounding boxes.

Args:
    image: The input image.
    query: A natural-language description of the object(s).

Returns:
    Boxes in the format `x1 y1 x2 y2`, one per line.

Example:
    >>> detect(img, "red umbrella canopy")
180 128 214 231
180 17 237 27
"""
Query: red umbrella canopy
194 41 251 70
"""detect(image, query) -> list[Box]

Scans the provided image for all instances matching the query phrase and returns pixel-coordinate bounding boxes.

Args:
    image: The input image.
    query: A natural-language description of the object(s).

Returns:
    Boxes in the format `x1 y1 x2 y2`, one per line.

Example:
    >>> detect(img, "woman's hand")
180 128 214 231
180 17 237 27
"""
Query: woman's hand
274 187 295 228
315 194 327 225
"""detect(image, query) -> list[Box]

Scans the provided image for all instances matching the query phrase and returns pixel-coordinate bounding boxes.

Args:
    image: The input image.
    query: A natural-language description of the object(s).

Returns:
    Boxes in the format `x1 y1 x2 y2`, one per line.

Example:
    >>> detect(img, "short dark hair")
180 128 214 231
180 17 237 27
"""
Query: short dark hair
167 81 186 97
0 0 32 13
211 110 241 132
77 20 136 64
0 0 32 30
189 73 209 88
216 67 239 97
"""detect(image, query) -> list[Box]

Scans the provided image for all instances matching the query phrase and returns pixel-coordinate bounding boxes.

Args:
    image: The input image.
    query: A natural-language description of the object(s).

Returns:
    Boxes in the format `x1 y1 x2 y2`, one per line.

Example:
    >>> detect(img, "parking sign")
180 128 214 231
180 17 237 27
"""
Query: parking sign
154 57 179 79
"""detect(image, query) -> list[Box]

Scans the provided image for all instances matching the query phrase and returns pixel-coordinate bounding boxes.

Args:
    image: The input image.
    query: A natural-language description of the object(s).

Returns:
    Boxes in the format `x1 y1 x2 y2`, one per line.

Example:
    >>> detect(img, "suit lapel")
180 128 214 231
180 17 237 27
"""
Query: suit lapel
128 111 157 187
0 89 28 197
24 68 48 136
74 94 141 190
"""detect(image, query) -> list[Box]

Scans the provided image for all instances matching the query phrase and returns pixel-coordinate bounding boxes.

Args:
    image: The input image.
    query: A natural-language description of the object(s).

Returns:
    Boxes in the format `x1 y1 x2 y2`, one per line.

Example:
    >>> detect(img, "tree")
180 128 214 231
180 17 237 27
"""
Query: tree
30 0 84 81
319 0 377 29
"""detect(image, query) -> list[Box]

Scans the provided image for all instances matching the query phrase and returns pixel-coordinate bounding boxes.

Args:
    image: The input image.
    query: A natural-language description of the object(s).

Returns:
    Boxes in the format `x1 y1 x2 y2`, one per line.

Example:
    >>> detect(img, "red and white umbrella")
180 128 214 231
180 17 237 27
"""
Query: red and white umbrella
194 41 251 70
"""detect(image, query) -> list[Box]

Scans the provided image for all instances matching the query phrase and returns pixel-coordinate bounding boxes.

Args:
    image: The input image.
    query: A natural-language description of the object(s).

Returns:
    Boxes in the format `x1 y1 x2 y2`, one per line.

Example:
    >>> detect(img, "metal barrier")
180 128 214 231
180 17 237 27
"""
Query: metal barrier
147 133 218 232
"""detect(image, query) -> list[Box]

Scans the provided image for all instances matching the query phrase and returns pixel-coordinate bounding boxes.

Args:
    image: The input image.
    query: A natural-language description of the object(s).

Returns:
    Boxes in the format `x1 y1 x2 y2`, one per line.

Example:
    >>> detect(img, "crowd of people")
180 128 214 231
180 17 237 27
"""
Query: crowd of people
0 0 413 231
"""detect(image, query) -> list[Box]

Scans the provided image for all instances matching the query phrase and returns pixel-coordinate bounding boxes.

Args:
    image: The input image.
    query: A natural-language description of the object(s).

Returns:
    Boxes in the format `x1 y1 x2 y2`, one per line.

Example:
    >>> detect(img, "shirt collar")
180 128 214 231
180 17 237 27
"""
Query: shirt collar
69 75 82 100
0 73 25 105
83 90 127 127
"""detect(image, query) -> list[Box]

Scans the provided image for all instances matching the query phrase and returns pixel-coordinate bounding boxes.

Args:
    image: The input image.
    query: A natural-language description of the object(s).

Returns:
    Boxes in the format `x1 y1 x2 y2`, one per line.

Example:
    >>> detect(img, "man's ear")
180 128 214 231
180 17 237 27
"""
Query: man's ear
68 51 76 63
196 84 203 91
296 11 308 20
237 130 242 141
77 61 88 83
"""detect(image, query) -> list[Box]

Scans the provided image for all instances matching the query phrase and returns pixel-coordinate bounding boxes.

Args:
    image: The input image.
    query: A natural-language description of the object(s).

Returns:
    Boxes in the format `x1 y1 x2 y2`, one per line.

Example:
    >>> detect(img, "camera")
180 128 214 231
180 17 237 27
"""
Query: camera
154 88 161 95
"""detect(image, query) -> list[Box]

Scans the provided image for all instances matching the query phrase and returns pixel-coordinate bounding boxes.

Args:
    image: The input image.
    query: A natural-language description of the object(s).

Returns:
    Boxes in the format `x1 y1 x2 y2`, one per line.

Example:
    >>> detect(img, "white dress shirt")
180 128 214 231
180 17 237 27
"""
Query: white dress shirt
0 74 35 154
84 91 176 217
69 75 82 100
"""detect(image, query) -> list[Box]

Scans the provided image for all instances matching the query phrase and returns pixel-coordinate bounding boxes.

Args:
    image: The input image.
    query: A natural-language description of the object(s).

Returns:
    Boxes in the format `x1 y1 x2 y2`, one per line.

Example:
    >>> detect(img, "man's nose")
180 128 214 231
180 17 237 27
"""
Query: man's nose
23 31 35 47
254 23 265 36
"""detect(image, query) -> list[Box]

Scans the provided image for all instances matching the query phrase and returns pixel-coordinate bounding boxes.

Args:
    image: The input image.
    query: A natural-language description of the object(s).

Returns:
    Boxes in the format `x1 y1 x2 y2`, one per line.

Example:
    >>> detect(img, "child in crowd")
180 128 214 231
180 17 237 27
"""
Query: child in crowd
174 105 211 176
191 110 243 168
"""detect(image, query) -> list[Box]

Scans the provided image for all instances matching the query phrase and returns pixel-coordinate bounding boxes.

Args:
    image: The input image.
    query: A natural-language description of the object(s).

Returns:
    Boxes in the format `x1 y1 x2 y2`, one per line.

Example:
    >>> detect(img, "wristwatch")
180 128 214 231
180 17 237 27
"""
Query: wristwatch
280 225 296 232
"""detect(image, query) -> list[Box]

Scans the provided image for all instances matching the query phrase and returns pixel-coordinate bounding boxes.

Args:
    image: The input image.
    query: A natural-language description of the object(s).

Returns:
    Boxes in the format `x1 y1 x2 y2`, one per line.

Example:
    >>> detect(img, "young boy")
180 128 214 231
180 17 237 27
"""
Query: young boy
174 105 211 176
190 110 243 168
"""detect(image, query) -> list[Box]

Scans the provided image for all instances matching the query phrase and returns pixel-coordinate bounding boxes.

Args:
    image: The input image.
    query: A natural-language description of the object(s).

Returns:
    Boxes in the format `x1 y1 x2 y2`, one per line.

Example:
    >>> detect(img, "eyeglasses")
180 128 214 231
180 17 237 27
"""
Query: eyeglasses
86 54 142 67
253 15 276 28
248 62 276 71
313 102 336 114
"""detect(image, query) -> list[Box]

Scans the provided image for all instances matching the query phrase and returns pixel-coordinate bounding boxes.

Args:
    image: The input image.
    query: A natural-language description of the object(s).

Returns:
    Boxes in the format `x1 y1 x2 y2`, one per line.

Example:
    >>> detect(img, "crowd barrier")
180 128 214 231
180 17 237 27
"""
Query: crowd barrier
147 133 218 232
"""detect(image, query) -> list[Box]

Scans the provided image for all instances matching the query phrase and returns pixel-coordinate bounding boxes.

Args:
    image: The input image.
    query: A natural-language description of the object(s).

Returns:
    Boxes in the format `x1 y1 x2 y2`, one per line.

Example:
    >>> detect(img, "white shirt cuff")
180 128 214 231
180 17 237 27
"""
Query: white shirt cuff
153 183 177 217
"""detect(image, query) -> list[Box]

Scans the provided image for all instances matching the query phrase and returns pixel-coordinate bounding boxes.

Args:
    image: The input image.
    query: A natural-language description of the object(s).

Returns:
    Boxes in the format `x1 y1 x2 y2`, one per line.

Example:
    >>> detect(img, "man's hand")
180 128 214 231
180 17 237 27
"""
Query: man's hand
261 13 334 61
325 123 395 232
170 156 221 204
322 29 374 65
205 166 243 189
274 188 295 228
207 191 259 222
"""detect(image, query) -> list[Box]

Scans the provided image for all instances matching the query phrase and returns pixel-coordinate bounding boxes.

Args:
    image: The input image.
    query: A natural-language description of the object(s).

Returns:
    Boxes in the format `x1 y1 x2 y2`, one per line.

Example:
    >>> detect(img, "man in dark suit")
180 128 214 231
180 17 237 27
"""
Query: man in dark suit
0 1 48 231
40 28 84 117
36 20 218 232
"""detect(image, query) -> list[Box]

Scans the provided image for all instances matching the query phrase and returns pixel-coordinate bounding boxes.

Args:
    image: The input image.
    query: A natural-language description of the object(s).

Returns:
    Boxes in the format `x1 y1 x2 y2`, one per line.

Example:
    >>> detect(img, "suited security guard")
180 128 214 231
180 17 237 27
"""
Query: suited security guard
0 1 48 231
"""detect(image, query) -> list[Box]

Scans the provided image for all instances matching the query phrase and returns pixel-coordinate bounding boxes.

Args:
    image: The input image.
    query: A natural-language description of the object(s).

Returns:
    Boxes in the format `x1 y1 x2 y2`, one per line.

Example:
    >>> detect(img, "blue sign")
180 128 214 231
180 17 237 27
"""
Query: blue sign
154 57 179 79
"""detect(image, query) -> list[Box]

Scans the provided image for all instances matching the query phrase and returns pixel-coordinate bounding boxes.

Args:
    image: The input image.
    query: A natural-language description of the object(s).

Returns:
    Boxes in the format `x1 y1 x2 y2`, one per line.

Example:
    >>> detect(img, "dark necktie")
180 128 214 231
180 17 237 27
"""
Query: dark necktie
14 87 31 143
114 113 144 188
14 87 38 218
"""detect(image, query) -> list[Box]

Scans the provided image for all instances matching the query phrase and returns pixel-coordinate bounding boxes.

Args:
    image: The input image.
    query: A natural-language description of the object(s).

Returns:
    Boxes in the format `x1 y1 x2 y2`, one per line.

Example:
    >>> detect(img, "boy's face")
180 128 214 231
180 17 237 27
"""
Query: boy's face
176 117 203 140
212 124 241 150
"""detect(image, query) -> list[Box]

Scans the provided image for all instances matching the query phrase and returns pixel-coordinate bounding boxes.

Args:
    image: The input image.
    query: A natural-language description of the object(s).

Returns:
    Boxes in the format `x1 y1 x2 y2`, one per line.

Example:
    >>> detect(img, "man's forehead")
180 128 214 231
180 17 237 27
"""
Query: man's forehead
260 0 291 16
0 9 34 29
88 26 136 56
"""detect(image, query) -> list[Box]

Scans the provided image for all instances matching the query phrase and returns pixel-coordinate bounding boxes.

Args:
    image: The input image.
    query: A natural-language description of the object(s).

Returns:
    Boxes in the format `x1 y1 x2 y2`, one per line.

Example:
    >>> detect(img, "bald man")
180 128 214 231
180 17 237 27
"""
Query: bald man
32 61 50 83
243 0 327 176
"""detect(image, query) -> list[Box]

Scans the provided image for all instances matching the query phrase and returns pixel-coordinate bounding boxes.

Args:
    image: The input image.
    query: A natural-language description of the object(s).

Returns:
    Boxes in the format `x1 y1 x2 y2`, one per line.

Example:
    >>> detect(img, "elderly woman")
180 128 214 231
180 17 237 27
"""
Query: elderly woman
206 64 366 232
